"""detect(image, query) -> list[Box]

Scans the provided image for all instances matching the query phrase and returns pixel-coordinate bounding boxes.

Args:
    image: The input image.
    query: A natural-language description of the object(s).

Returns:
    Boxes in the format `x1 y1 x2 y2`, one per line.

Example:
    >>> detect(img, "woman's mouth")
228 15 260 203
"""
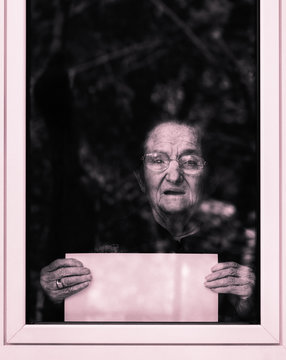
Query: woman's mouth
163 189 186 195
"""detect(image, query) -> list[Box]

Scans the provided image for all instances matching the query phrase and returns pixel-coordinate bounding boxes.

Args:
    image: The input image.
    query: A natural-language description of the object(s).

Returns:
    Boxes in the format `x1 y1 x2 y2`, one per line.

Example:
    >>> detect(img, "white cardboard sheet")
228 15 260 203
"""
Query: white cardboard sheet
65 253 218 322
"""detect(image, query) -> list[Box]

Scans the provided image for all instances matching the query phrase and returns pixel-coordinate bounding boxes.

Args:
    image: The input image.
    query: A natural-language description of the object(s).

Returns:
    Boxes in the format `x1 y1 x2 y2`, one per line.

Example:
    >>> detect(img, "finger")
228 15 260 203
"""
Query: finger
59 274 93 288
43 258 83 273
208 284 253 298
49 281 91 303
42 266 91 282
205 267 239 281
43 273 93 291
205 266 255 282
211 262 239 272
204 276 251 289
53 266 91 280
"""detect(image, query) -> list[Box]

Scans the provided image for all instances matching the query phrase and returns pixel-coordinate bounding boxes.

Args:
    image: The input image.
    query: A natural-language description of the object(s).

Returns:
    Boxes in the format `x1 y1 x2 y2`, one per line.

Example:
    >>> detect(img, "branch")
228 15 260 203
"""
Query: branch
216 37 255 119
69 1 95 18
68 39 161 80
50 0 65 53
30 0 67 91
91 47 168 90
149 0 254 120
150 0 215 63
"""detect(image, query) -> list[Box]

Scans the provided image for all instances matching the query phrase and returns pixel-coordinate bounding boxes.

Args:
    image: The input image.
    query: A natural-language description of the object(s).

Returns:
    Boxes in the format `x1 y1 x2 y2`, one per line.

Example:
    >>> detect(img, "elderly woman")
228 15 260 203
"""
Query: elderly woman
40 120 256 321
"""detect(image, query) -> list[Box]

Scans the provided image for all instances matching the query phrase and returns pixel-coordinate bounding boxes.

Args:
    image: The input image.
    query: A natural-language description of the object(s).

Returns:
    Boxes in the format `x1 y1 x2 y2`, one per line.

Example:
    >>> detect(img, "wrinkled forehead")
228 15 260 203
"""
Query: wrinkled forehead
145 123 201 152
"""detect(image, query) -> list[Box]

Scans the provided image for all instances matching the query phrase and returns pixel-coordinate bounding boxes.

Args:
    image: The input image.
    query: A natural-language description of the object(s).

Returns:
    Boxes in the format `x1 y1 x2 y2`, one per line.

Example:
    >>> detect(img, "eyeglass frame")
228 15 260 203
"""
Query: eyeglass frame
141 151 207 174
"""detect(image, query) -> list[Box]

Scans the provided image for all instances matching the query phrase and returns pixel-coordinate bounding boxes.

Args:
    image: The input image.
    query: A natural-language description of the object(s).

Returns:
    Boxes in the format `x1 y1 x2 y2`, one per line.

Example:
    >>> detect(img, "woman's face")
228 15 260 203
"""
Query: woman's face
143 122 205 218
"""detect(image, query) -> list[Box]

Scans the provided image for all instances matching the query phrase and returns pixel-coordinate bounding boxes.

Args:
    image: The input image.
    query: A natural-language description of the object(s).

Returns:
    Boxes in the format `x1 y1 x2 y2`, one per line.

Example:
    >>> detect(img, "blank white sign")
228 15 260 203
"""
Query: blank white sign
65 253 218 322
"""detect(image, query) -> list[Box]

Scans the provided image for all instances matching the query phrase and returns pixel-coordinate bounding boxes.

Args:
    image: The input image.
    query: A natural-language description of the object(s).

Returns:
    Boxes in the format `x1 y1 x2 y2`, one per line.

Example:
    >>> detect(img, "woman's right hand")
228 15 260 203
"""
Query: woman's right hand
40 258 92 303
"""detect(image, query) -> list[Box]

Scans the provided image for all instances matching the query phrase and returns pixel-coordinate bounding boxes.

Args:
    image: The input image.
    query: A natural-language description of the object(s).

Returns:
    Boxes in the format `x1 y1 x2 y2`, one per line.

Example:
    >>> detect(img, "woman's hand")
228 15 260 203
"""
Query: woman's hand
204 261 255 300
40 258 92 304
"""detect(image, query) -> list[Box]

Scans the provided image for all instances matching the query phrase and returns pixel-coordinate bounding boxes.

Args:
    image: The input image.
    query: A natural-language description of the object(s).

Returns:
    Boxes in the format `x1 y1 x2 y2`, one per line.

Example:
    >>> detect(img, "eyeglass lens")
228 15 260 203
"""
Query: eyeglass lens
144 152 205 173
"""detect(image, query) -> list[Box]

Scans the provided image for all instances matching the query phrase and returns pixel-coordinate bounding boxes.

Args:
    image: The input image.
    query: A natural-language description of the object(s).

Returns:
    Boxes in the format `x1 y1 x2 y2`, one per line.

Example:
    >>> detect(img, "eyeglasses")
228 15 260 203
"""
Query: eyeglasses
142 152 206 174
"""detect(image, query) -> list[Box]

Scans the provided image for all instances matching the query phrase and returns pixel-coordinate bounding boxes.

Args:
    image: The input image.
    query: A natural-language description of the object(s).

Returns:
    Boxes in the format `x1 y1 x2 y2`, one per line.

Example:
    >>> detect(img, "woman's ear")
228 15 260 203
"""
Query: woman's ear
133 170 145 193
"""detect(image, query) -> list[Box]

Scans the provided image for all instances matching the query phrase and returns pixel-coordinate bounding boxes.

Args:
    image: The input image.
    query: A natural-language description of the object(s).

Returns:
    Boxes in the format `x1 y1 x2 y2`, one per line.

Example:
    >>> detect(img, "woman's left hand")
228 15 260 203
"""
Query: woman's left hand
204 261 255 300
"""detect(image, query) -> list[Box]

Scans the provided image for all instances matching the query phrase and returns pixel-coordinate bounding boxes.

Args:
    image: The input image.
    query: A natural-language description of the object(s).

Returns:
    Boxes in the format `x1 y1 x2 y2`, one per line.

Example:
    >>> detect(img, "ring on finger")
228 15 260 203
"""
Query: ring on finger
56 278 64 289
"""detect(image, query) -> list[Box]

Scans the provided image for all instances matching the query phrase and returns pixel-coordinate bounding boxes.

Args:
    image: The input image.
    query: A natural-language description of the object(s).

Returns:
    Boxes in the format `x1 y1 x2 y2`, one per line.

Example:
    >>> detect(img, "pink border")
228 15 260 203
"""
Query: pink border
3 0 6 344
1 0 286 358
279 0 286 348
279 0 283 345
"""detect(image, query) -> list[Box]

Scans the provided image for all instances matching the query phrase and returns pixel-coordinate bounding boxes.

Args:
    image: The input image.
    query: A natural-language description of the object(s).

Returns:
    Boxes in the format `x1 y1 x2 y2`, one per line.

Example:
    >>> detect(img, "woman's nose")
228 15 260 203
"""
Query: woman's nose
166 160 183 183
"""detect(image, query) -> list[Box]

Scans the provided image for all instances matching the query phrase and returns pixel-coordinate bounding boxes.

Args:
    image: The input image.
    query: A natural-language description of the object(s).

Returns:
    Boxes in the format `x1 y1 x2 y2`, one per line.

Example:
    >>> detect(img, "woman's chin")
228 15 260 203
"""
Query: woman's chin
158 198 192 215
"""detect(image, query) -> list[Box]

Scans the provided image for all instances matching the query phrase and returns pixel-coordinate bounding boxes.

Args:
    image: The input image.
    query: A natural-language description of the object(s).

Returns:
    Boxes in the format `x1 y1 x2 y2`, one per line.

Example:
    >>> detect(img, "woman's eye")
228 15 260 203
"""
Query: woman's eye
153 158 163 164
181 157 200 168
187 160 197 166
185 162 198 168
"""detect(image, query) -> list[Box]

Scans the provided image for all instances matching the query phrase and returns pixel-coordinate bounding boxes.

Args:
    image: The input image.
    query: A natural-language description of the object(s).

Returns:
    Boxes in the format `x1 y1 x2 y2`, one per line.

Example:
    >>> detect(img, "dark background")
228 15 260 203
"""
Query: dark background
27 0 258 323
